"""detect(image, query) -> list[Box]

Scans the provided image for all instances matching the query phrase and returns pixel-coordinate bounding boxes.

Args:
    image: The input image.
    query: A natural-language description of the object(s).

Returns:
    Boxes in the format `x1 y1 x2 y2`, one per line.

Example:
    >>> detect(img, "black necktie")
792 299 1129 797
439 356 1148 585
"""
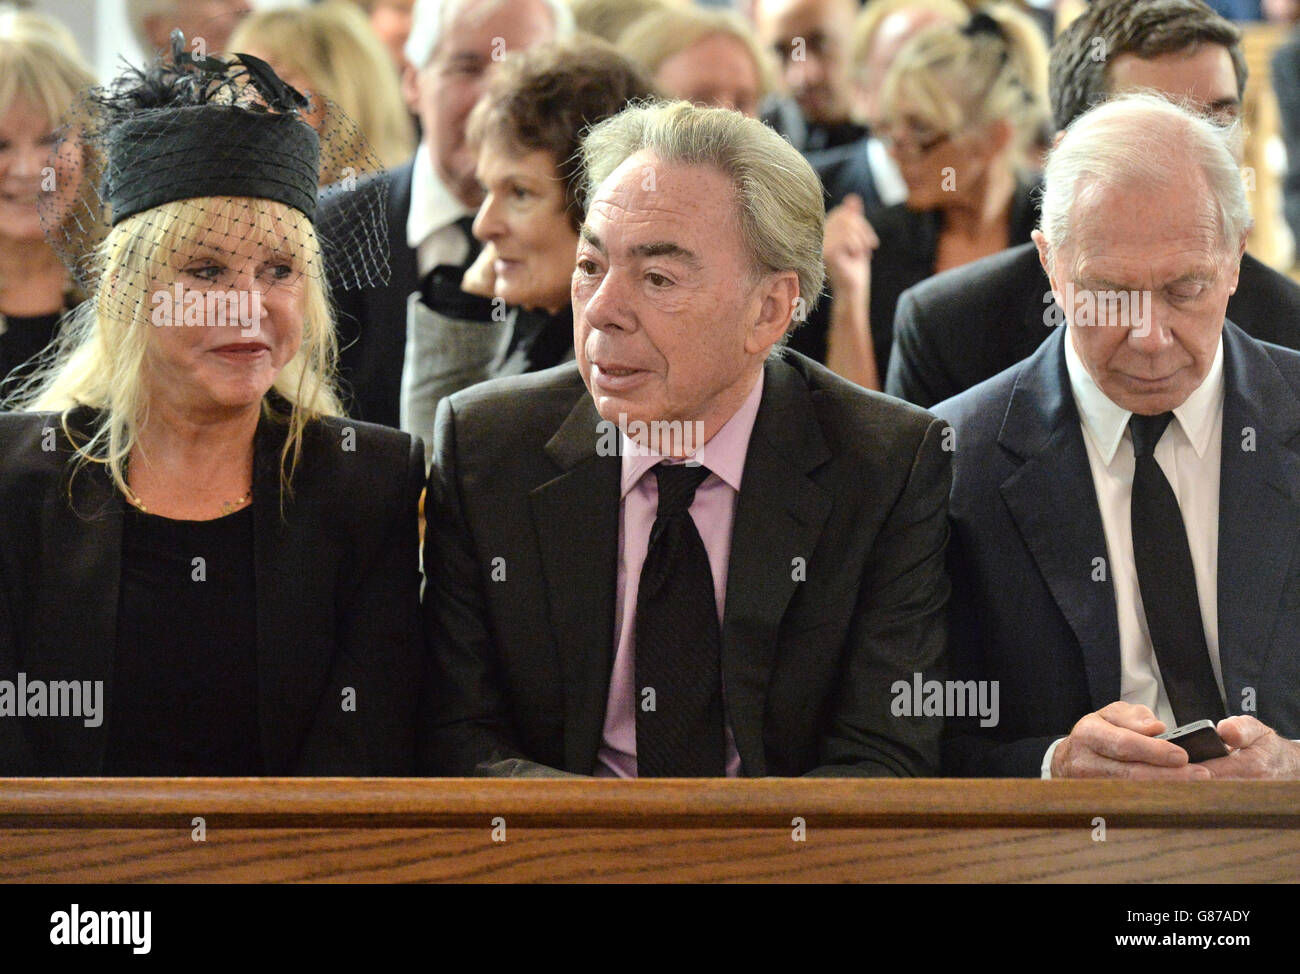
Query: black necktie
419 215 494 319
634 463 726 776
1129 412 1226 725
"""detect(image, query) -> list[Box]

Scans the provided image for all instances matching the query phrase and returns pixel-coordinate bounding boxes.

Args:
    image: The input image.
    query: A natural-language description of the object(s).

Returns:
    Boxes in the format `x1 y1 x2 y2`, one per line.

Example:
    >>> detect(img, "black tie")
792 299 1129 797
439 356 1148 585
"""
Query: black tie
634 463 726 776
1129 412 1226 725
419 215 495 319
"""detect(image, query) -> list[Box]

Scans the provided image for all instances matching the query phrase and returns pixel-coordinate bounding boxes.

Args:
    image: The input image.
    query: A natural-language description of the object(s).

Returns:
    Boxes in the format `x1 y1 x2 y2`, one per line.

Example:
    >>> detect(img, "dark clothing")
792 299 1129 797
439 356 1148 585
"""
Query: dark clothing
886 242 1300 408
498 304 574 377
1273 32 1300 252
761 95 867 154
807 137 885 212
0 404 425 775
793 176 1041 375
319 162 421 427
933 322 1300 776
105 506 262 775
421 350 951 778
0 309 63 390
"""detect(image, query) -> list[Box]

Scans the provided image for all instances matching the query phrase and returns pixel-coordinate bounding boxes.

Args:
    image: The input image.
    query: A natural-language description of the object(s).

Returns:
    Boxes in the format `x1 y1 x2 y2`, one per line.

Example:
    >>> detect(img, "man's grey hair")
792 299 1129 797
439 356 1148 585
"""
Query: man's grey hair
578 100 827 322
1039 92 1251 270
404 0 575 70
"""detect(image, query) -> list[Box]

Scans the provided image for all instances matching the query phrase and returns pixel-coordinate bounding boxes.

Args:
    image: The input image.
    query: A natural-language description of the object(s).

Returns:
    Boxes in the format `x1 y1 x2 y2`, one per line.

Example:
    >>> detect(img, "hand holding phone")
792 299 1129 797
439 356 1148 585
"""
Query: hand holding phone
1156 719 1231 763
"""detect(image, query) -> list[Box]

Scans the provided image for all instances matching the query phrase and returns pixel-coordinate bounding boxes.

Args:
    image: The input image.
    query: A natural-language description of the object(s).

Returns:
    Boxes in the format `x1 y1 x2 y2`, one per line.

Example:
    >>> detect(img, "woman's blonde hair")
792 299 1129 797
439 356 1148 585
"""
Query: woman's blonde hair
880 3 1050 166
0 6 96 132
16 196 342 503
617 6 774 102
229 1 414 177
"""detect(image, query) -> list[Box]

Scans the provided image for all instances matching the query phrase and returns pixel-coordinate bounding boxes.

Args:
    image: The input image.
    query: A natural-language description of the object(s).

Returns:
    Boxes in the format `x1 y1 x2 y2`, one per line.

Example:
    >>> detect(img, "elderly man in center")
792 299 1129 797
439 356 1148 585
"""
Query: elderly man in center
421 101 951 778
937 93 1300 780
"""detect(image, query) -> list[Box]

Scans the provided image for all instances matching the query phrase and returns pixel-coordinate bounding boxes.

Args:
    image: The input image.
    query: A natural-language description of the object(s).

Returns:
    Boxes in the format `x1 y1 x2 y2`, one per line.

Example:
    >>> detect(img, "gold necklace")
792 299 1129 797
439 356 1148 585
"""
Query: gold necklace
124 484 253 516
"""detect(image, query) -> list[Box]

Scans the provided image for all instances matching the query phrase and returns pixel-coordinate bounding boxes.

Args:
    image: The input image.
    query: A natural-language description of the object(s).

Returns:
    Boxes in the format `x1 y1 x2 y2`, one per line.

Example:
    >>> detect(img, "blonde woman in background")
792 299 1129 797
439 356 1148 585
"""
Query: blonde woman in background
821 3 1050 389
230 1 415 179
617 4 771 117
0 7 95 387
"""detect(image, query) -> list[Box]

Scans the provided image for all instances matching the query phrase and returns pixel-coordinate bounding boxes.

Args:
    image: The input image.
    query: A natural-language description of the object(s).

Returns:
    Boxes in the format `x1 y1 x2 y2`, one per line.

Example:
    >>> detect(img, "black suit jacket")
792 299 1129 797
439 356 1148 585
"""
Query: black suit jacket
933 323 1300 776
807 137 885 213
421 350 951 777
320 162 421 428
791 177 1041 373
0 405 425 775
888 241 1300 408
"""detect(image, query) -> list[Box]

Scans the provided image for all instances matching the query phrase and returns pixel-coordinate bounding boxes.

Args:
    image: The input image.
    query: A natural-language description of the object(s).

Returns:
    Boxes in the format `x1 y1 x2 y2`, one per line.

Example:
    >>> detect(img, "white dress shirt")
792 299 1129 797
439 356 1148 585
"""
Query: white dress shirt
1041 329 1227 777
405 143 476 276
867 136 908 207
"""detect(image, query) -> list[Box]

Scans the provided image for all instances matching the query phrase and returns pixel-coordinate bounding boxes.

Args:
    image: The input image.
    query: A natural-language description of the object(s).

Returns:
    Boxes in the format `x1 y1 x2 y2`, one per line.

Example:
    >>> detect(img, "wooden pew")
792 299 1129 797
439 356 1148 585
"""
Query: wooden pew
0 778 1297 882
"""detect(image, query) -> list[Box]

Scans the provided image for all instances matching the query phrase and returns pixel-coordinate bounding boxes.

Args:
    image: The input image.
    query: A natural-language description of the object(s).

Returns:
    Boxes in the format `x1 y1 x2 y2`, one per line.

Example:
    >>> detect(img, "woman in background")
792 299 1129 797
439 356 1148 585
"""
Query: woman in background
0 8 94 388
617 5 771 118
822 3 1049 389
230 1 415 179
458 38 658 381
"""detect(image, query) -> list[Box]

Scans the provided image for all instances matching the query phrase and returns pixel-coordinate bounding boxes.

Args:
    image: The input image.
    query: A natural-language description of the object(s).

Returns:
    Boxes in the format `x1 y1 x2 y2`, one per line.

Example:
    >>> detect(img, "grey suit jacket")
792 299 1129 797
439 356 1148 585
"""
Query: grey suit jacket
421 349 951 777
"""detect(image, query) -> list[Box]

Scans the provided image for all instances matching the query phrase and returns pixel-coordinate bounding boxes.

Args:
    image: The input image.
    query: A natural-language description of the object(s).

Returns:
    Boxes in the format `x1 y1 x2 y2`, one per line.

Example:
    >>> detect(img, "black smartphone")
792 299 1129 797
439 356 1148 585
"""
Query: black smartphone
1157 719 1230 762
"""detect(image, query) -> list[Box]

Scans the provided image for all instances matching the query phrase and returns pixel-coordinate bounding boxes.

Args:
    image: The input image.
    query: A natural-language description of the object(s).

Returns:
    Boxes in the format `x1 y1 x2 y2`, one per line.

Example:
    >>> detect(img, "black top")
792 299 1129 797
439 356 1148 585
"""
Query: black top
0 310 62 389
105 504 262 775
791 175 1042 377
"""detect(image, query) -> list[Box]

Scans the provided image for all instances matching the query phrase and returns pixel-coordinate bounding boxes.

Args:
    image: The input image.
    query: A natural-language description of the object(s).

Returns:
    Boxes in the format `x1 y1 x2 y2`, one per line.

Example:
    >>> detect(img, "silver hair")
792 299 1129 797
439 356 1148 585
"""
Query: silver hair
1039 91 1251 270
404 0 575 70
579 100 827 320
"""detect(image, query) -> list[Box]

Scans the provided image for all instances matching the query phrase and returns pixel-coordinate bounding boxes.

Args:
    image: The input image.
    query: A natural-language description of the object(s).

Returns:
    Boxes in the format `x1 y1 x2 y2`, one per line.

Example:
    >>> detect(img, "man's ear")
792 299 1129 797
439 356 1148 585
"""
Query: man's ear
1032 228 1057 290
745 270 800 356
400 63 421 115
1227 233 1248 295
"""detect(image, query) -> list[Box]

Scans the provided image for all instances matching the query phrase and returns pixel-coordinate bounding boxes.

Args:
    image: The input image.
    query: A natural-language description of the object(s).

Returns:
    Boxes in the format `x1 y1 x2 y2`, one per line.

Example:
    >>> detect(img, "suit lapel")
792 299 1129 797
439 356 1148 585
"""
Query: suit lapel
1216 322 1300 701
33 411 121 772
529 394 621 773
251 414 334 773
997 330 1121 708
721 355 833 775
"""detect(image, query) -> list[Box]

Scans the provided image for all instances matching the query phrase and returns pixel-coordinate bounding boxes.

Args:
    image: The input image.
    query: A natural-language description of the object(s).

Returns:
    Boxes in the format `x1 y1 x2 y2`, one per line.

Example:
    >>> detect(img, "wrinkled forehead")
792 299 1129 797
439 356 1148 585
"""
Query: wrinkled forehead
1064 179 1230 281
586 153 742 249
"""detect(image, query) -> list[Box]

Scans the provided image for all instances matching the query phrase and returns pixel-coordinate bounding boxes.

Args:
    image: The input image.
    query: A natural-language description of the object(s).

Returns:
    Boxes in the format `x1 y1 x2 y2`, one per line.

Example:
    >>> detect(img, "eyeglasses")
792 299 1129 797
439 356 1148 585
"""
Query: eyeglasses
876 121 957 157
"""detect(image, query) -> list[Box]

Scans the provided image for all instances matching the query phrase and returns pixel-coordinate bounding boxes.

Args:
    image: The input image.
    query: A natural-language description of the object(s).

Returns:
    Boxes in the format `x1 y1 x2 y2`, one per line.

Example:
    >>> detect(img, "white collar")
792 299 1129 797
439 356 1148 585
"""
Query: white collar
406 143 477 250
1064 326 1225 465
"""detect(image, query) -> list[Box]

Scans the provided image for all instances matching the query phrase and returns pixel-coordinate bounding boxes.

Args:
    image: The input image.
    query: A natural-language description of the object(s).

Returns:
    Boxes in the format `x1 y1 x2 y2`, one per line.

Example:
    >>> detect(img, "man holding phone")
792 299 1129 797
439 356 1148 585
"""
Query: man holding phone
936 93 1300 780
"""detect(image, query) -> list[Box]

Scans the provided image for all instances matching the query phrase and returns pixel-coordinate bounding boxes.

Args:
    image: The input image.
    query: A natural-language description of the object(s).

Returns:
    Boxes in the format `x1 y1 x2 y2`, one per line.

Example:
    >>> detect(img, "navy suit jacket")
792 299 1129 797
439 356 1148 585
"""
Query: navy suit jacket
933 322 1300 776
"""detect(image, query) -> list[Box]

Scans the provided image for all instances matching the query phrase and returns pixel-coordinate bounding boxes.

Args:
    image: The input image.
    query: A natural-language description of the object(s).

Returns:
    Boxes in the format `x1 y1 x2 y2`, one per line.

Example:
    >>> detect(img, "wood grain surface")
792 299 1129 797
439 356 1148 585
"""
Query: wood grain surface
1 778 1296 882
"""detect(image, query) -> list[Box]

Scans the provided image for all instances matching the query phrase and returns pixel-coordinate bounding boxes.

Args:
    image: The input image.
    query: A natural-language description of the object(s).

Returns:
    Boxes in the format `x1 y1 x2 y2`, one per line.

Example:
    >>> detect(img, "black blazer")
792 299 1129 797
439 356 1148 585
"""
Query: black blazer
791 176 1042 374
807 137 885 213
320 161 421 428
933 323 1300 776
887 241 1300 408
421 350 951 777
0 405 425 775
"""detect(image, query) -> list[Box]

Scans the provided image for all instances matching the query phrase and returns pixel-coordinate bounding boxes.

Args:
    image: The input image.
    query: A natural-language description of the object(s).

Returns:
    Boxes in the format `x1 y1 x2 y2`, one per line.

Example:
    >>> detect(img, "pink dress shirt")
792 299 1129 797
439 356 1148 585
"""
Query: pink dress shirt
594 371 766 777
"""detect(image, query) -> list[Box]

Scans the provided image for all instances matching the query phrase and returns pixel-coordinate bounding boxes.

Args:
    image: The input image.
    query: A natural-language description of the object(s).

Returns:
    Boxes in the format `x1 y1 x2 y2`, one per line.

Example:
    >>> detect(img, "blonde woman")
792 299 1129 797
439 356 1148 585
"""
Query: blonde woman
230 1 415 179
0 42 423 775
0 8 94 387
821 3 1050 389
617 5 771 118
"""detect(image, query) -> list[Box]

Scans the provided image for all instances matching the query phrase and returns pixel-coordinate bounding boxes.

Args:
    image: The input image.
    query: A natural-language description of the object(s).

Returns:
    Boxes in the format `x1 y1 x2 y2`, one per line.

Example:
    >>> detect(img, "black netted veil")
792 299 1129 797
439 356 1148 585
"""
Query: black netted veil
38 31 389 302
